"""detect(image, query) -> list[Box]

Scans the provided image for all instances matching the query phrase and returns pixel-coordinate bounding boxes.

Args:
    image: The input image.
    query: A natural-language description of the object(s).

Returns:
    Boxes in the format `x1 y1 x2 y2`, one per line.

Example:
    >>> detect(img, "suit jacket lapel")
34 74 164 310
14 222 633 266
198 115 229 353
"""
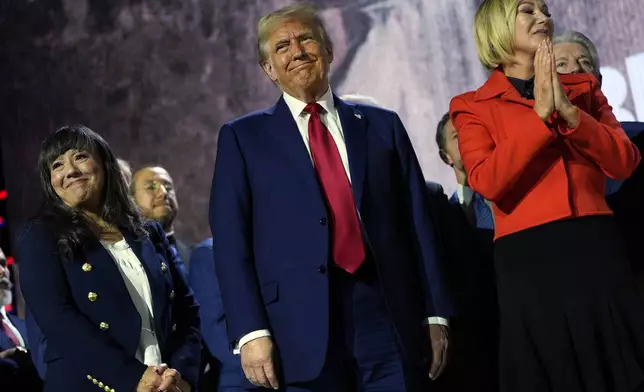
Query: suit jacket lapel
83 239 136 309
7 314 26 344
268 97 324 198
334 96 367 208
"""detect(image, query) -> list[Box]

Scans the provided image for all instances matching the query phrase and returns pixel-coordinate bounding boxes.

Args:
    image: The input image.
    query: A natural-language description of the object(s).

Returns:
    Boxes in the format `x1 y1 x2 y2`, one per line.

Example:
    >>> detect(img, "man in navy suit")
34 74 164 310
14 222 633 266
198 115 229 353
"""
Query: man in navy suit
0 246 42 392
189 238 245 391
430 113 498 392
209 3 453 391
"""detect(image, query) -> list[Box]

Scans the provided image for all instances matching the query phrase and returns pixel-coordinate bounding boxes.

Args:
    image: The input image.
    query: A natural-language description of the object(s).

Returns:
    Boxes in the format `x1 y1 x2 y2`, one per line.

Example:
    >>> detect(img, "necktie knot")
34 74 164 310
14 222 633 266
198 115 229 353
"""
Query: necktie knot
304 103 325 116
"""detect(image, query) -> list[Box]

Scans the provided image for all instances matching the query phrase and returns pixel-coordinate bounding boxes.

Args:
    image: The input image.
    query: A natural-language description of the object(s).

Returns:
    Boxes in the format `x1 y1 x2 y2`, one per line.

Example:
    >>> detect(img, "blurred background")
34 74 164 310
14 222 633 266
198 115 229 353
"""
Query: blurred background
0 0 642 249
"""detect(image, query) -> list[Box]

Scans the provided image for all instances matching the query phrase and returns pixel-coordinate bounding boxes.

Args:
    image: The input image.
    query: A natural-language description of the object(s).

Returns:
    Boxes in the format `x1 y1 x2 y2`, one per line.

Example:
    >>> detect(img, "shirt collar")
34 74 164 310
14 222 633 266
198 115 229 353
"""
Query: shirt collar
456 183 474 206
506 75 535 99
0 307 7 319
282 86 335 119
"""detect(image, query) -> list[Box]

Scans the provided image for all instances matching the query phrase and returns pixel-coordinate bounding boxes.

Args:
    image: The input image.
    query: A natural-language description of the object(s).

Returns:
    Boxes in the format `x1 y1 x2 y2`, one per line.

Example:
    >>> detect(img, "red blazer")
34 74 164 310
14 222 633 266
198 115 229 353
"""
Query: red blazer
450 69 640 240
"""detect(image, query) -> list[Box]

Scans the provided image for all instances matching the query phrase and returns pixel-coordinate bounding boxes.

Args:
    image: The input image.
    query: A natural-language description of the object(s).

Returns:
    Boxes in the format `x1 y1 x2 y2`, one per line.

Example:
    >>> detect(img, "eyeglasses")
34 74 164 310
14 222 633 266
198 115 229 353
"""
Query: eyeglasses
138 181 174 193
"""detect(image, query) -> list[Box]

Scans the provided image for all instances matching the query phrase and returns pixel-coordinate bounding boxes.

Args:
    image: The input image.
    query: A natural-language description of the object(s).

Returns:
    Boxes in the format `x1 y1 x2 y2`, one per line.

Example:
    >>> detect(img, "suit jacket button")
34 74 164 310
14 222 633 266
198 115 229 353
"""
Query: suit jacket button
88 292 98 302
86 375 92 380
319 217 327 225
82 263 93 272
98 382 104 388
99 322 109 331
172 323 177 332
161 262 168 272
169 290 175 299
318 265 327 274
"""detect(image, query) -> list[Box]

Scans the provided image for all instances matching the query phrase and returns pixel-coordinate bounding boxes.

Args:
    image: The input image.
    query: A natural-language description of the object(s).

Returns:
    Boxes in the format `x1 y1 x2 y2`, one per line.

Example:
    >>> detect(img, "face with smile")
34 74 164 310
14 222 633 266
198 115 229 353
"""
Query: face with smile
513 0 553 56
261 18 333 101
50 149 105 211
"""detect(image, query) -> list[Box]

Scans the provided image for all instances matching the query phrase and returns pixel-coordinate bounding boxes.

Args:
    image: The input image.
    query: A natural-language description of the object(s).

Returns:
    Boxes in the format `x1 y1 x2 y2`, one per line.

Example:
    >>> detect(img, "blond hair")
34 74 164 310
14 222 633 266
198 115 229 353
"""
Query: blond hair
257 2 333 65
474 0 522 70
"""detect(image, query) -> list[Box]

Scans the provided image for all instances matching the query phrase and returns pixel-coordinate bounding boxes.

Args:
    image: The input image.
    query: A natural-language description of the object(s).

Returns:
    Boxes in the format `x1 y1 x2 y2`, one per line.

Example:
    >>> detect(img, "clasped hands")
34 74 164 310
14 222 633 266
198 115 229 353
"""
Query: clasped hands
533 38 579 127
136 364 191 392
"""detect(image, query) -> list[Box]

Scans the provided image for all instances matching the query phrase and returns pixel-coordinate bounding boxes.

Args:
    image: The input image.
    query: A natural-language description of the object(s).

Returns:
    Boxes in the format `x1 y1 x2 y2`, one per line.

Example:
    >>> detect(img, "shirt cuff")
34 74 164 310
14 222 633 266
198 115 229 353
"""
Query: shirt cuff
423 317 449 327
233 329 272 355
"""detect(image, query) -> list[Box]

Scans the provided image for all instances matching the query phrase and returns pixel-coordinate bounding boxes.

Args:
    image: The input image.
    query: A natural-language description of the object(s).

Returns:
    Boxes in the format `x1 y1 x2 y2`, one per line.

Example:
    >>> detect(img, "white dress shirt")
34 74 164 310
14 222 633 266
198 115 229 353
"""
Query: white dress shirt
456 183 475 208
235 87 447 354
102 239 162 366
1 307 25 347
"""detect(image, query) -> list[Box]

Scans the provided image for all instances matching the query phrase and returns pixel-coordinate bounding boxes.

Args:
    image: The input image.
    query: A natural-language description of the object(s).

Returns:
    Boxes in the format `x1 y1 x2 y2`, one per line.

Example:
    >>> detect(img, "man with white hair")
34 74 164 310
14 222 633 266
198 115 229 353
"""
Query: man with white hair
554 31 644 278
0 246 42 391
210 3 453 391
552 31 602 82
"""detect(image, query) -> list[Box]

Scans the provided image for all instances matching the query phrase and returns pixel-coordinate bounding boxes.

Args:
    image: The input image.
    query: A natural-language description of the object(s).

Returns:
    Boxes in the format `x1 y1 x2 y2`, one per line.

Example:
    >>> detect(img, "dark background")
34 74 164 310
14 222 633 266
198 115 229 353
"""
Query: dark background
1 0 642 247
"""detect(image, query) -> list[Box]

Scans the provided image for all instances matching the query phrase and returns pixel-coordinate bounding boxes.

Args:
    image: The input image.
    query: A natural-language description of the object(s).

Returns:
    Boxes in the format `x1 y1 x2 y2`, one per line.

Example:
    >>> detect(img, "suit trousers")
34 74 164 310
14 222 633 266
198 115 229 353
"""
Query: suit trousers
251 260 428 392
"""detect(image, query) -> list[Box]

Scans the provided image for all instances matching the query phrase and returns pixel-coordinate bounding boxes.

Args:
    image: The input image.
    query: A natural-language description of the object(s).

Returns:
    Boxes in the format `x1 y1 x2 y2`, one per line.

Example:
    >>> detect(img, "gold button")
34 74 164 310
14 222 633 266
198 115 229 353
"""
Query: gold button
82 263 93 272
98 382 104 388
99 322 109 331
93 379 98 384
86 375 92 380
88 292 99 302
104 386 111 392
161 263 168 272
169 290 175 299
172 323 177 332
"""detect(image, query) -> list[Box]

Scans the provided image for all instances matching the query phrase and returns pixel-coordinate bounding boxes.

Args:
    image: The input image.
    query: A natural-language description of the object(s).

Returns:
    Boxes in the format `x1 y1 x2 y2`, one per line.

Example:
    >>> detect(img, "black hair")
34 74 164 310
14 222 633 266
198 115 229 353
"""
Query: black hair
435 112 451 165
35 125 146 260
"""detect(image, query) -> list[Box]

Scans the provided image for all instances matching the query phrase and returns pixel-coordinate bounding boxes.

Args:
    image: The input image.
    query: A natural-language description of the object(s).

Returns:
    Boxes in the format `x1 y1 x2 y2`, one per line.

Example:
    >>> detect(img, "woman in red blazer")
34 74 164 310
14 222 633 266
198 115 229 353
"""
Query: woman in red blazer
450 1 643 391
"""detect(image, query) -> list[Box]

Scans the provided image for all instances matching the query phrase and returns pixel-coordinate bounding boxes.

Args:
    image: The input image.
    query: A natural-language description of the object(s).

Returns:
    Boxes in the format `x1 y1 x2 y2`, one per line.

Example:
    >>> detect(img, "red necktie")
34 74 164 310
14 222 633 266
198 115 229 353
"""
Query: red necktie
305 103 365 273
2 313 21 347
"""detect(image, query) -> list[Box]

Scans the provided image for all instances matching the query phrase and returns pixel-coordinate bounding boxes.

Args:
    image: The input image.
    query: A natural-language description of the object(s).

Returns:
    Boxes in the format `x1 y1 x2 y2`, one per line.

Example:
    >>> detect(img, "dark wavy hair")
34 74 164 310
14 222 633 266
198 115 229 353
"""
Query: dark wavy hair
36 125 147 260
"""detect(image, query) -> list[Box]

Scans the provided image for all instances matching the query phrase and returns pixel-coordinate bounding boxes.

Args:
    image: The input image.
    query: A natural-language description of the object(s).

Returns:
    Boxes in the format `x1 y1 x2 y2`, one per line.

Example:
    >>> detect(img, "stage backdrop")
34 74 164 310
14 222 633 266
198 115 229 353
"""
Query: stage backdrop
1 0 642 244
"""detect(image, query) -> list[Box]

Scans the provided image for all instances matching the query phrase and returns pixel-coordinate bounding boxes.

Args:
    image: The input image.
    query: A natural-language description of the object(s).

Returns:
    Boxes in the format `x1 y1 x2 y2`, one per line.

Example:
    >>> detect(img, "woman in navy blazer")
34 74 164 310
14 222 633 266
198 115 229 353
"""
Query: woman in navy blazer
17 125 200 392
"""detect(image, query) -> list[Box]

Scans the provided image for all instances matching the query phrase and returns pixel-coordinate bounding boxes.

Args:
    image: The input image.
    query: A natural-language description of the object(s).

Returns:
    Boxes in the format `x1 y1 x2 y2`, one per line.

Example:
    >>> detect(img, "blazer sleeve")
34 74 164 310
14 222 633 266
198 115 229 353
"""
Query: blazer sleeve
149 223 201 388
188 243 237 364
558 81 641 179
25 308 47 380
16 223 146 392
210 124 269 344
450 95 557 202
393 114 455 318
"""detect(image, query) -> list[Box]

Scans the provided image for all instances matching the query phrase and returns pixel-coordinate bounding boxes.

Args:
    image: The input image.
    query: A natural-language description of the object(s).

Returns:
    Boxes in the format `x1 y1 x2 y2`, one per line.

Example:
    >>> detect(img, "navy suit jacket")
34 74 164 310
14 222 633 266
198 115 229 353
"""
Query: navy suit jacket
25 307 47 379
607 121 644 270
425 183 495 317
210 95 453 383
425 181 499 392
0 311 27 370
0 312 26 350
17 221 201 392
188 238 245 390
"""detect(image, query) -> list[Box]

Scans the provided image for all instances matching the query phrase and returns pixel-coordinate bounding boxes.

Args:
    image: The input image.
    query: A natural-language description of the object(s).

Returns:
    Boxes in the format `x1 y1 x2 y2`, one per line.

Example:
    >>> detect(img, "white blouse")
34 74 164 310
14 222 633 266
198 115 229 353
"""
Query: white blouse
102 239 162 366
